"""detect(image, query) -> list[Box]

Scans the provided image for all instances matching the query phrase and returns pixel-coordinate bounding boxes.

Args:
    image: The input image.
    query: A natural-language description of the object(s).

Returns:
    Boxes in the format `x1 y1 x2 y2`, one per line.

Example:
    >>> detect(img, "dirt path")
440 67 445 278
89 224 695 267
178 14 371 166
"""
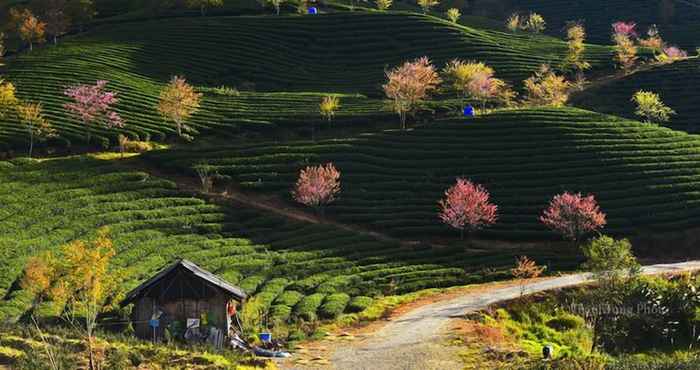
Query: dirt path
123 158 459 249
286 261 700 370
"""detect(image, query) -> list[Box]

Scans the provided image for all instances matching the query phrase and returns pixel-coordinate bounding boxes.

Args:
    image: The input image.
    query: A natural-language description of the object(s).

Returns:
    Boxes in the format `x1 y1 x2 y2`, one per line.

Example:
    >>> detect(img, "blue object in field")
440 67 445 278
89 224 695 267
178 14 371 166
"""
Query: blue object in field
463 105 475 117
149 319 160 328
259 332 272 342
308 7 318 14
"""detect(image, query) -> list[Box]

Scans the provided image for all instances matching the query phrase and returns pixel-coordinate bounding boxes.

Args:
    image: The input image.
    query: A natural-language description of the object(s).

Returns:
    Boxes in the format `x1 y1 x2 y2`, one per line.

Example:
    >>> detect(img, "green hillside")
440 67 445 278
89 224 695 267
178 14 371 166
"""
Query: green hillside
144 107 700 240
506 0 700 50
0 12 614 148
572 57 700 132
0 156 573 327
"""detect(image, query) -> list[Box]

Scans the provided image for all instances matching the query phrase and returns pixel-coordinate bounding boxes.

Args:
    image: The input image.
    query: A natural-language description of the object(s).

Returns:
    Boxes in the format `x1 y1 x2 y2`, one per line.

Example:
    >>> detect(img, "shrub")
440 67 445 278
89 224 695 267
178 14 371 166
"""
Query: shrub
274 290 304 307
293 293 326 321
546 313 585 331
347 296 373 313
319 293 351 319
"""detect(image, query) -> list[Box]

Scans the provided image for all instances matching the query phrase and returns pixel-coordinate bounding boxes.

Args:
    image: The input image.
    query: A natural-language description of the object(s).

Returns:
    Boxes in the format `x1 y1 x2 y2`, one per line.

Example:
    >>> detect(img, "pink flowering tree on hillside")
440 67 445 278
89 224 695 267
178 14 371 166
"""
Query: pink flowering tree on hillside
64 80 123 144
383 57 441 130
612 21 637 38
292 163 341 217
540 192 606 242
438 178 498 240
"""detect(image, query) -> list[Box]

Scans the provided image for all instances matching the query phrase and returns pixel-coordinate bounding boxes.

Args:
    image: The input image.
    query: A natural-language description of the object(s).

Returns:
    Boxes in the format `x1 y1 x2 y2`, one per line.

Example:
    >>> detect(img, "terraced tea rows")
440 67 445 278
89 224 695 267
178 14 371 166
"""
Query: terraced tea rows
572 57 700 133
145 107 700 240
508 0 700 50
0 156 573 327
1 12 613 148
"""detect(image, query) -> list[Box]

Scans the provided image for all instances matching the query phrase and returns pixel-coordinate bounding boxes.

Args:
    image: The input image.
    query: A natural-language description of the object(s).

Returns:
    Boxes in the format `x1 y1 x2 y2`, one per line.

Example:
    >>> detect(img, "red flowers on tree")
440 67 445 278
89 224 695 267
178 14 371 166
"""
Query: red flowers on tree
540 192 606 241
438 178 498 239
64 80 123 143
292 163 341 216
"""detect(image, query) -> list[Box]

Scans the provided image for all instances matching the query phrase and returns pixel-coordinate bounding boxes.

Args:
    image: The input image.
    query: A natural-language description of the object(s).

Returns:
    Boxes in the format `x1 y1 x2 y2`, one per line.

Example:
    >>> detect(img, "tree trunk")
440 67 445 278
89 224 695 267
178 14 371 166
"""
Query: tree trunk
29 41 33 51
53 35 58 45
87 336 95 370
201 5 206 16
276 5 280 15
176 121 182 137
86 122 92 144
400 112 407 130
28 129 34 158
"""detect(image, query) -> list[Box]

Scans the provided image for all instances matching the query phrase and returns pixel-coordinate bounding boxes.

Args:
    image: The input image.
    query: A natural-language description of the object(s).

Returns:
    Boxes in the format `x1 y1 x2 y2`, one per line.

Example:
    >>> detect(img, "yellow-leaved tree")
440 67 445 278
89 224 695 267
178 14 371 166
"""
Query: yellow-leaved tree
0 78 19 118
16 101 56 157
523 65 572 107
157 75 203 140
21 228 121 370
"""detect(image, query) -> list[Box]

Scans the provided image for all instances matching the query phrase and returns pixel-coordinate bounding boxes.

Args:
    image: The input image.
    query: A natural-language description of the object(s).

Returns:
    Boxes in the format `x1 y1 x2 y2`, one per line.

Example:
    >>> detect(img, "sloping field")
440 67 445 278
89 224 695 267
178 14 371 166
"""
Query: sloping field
572 57 699 132
144 108 700 240
1 12 613 147
0 156 573 326
508 0 700 50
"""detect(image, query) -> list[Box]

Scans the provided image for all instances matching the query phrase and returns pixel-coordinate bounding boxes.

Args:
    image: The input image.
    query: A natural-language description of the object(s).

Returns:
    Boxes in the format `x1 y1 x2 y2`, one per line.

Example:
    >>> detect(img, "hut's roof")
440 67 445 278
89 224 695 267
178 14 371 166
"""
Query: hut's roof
122 259 247 305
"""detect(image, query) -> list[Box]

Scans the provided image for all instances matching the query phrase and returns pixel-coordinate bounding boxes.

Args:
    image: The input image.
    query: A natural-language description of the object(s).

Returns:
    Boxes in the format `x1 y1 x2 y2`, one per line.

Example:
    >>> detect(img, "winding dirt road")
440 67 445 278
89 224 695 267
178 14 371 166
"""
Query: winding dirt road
289 261 700 370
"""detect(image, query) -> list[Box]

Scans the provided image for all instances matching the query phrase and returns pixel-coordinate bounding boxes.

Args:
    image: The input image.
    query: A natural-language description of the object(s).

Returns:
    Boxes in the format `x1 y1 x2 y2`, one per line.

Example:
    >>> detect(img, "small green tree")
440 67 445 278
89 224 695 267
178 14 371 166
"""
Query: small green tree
523 12 546 33
376 0 392 11
417 0 438 14
632 90 675 125
319 95 340 123
581 236 640 352
446 8 461 23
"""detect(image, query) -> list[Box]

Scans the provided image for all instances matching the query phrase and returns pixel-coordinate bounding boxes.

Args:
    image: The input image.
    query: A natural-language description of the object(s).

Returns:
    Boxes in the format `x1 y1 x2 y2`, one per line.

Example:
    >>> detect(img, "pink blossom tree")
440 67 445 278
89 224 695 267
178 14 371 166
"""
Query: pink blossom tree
612 21 637 38
662 46 688 60
63 80 123 143
292 163 341 216
438 178 498 239
540 192 606 242
468 70 504 111
383 56 441 130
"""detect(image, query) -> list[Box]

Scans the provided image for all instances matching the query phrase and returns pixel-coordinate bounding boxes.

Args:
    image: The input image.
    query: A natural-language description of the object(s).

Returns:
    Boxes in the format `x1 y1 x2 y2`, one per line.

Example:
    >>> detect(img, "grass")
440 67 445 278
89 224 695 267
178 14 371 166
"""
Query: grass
0 327 275 369
143 107 700 241
0 12 614 149
572 57 700 133
0 155 575 336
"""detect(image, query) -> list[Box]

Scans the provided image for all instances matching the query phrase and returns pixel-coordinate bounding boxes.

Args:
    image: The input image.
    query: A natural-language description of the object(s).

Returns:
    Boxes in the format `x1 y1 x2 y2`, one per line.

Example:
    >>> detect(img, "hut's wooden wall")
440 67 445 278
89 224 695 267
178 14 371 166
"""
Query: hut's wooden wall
131 293 232 341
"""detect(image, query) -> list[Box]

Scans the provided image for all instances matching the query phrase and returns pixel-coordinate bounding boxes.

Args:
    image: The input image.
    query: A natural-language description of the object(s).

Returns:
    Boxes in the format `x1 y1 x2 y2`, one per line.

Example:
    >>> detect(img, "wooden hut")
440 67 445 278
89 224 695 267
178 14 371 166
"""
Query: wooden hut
122 259 246 345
